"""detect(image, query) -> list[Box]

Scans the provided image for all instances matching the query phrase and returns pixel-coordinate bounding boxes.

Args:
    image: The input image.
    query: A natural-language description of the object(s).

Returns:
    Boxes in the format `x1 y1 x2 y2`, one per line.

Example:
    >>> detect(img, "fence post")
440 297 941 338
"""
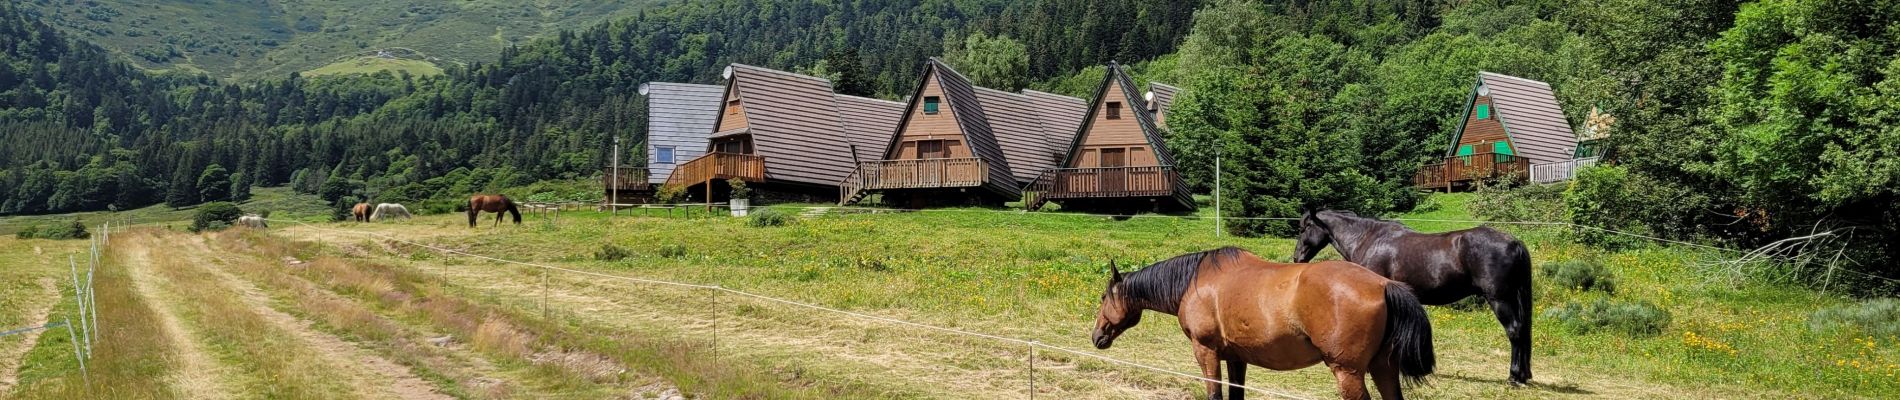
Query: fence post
64 316 90 394
66 255 87 353
711 285 720 364
1027 341 1037 399
540 268 550 320
85 247 97 352
1214 155 1222 238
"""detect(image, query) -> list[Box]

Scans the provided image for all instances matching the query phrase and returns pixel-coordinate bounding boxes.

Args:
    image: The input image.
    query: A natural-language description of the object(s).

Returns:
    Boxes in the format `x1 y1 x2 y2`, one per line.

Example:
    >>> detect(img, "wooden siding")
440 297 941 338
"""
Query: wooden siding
1072 80 1160 167
890 73 972 159
1459 95 1509 147
643 82 723 184
716 84 751 132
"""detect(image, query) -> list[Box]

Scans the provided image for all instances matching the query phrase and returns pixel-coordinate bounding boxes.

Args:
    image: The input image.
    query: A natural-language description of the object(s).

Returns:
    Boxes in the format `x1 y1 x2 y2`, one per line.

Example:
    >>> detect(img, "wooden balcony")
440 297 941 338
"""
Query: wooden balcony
840 158 988 204
601 166 650 191
1023 166 1178 210
665 152 766 189
1415 152 1530 190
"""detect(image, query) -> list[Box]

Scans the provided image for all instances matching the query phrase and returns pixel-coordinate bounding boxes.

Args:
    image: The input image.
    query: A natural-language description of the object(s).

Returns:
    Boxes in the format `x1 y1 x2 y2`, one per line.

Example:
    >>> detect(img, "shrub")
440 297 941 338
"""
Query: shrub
15 220 89 240
192 202 243 232
1542 298 1671 336
1563 165 1714 249
655 184 686 204
657 244 688 258
728 178 751 199
1809 298 1900 340
749 207 792 227
594 243 633 261
1543 260 1617 294
1471 182 1566 223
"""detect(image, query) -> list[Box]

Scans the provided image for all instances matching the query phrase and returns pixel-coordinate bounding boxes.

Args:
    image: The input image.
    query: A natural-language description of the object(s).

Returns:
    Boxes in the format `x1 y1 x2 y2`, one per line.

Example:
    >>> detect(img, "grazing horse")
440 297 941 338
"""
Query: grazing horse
466 194 521 228
350 203 372 222
237 215 267 228
370 203 412 222
1292 210 1534 385
1092 247 1435 400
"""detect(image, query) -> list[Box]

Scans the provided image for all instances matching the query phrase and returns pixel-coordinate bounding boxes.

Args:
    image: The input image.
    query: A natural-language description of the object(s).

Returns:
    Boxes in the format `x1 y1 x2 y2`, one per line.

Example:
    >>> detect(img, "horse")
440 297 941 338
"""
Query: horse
1291 210 1534 386
350 203 372 222
237 215 267 228
1092 247 1435 400
370 203 412 222
467 194 521 228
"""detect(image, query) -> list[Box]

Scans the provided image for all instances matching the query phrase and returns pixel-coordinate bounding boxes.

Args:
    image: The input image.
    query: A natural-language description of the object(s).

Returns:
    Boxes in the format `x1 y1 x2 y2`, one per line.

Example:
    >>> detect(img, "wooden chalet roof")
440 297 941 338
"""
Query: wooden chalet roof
639 82 724 184
1023 89 1089 161
1146 82 1179 118
881 58 1021 199
719 64 862 186
835 94 906 163
1449 72 1578 163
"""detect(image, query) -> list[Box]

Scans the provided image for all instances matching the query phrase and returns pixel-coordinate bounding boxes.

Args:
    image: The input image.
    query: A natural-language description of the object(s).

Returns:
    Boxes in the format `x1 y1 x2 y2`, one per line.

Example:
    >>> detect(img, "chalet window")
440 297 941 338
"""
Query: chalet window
726 100 742 116
655 146 676 164
1492 141 1513 156
1476 104 1491 120
923 96 941 114
917 140 949 159
1107 102 1122 120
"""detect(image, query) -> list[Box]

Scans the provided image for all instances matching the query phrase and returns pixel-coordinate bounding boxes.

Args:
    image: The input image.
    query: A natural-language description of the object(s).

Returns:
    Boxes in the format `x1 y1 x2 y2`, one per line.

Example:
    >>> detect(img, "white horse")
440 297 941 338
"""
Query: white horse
238 215 268 228
370 203 412 222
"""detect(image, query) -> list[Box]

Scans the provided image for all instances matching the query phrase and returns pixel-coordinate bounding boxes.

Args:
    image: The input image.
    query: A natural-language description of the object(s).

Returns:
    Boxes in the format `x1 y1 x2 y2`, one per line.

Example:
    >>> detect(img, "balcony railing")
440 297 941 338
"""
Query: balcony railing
665 152 766 189
601 166 650 191
1023 166 1177 210
840 158 988 204
1529 157 1600 183
1415 152 1530 189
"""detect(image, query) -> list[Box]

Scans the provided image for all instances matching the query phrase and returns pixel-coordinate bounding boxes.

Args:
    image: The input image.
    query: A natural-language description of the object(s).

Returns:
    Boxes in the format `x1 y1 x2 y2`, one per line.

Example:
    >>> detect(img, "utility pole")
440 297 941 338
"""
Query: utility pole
611 135 621 215
1214 154 1222 238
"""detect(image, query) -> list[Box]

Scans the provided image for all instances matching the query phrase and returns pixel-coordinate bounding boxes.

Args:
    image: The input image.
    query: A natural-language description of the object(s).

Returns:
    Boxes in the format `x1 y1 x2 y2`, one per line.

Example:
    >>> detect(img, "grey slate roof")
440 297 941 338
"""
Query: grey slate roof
835 95 906 163
721 64 861 187
640 82 724 184
975 87 1065 184
1448 72 1578 164
1146 82 1180 123
1023 89 1089 161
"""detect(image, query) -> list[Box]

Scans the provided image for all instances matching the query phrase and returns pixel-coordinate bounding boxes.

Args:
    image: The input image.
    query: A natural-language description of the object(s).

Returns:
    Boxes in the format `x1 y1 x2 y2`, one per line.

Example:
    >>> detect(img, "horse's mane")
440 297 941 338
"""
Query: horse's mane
1318 210 1410 232
1124 247 1243 314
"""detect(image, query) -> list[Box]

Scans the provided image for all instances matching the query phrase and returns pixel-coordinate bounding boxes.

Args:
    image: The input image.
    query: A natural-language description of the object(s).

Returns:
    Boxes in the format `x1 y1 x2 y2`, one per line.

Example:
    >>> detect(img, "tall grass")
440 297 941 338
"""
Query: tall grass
5 237 177 399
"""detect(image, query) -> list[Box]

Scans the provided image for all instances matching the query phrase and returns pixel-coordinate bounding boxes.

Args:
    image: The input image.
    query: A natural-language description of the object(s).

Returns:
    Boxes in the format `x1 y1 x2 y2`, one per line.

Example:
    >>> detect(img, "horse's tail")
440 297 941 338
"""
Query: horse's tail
504 198 522 224
1383 282 1436 384
466 201 478 228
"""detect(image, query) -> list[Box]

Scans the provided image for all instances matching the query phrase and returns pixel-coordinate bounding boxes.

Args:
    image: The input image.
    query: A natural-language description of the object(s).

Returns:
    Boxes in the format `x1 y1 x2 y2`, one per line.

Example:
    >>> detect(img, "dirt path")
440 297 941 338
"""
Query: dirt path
0 278 58 393
120 239 236 399
171 236 452 400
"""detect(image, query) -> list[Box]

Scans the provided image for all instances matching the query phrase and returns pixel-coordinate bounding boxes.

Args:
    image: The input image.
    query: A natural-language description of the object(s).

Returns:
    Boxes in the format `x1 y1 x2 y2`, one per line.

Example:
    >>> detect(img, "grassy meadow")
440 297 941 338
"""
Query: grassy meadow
1 193 1895 398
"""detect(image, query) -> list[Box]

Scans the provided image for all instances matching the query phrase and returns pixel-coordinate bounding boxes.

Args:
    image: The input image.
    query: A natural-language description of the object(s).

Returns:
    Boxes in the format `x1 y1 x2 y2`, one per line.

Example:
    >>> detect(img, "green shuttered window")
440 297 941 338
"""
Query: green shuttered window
1493 141 1512 155
923 96 940 114
1476 104 1491 120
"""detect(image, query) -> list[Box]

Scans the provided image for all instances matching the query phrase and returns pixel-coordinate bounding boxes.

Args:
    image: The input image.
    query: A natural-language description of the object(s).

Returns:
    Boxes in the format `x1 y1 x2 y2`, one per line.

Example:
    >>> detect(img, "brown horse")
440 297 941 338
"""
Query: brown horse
1092 247 1434 400
350 203 372 222
466 194 521 228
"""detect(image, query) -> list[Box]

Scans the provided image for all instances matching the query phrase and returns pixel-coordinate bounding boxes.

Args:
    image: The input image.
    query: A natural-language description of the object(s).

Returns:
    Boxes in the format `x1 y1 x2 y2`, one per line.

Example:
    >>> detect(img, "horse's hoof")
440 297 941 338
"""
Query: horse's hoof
1508 379 1529 388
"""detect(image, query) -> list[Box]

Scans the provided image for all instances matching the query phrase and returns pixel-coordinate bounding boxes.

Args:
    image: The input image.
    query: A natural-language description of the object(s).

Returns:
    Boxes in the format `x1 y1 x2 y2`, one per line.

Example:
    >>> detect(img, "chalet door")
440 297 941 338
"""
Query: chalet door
1100 148 1128 192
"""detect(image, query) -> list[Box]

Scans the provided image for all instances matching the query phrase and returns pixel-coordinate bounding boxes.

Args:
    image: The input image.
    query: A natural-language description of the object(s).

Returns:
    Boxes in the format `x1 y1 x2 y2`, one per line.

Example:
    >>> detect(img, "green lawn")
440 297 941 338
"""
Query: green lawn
269 193 1899 398
0 187 330 235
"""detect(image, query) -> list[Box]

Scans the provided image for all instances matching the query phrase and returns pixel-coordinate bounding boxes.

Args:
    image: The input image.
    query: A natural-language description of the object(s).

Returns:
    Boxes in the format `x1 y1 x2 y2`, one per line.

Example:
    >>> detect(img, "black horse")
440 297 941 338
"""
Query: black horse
1291 210 1534 386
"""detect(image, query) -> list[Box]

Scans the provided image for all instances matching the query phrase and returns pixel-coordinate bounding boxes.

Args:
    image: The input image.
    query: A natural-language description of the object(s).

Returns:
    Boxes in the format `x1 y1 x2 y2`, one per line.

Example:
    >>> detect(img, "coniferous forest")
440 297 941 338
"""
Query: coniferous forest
2 0 1897 292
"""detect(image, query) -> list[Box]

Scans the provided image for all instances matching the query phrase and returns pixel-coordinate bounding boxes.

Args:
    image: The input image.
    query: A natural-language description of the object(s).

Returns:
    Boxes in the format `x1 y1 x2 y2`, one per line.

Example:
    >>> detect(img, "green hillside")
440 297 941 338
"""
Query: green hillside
15 0 650 80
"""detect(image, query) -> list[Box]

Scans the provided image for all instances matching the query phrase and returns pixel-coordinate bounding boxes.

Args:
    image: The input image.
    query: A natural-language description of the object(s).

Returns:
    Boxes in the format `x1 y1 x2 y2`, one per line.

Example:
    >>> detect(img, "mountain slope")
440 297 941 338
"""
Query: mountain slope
15 0 652 80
